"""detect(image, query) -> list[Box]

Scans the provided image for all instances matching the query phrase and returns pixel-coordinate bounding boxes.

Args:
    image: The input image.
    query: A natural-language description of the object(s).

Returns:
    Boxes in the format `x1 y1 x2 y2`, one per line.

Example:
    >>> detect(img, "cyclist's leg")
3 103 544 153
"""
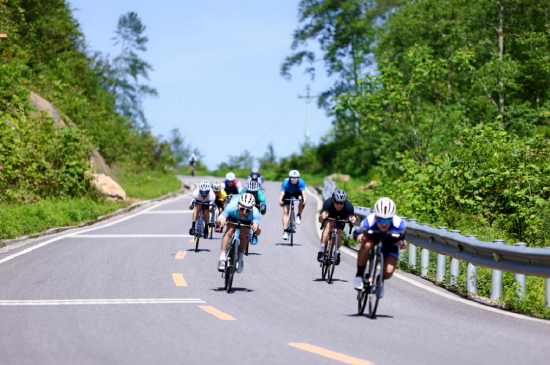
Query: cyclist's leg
282 205 290 229
193 204 201 221
381 244 399 280
321 220 334 245
220 224 236 252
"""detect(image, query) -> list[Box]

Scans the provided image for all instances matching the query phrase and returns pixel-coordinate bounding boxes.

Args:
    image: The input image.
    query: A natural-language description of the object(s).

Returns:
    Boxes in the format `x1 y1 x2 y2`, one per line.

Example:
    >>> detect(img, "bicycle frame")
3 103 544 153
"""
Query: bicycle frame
284 198 301 246
320 218 353 284
223 220 251 294
193 201 213 252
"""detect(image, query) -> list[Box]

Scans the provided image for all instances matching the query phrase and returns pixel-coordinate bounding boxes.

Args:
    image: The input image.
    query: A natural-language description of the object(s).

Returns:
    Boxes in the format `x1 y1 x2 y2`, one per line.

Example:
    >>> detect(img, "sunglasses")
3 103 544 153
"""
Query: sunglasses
239 207 252 213
377 218 393 225
200 190 209 195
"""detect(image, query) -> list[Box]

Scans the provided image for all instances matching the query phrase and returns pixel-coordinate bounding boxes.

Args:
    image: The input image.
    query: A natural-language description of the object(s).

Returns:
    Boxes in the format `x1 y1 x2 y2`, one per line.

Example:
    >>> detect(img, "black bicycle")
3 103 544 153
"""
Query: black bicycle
192 201 213 252
245 204 262 256
357 233 403 318
284 198 301 246
222 220 251 293
320 218 353 284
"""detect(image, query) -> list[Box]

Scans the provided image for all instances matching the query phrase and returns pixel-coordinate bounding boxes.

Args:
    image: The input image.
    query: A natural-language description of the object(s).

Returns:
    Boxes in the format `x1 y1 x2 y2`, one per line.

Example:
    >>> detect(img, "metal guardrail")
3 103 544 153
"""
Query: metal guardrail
323 180 550 308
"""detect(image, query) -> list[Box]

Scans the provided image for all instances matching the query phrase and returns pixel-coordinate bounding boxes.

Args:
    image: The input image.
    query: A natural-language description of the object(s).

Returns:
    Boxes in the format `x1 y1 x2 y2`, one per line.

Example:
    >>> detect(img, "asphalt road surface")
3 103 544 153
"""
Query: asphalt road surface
0 175 548 365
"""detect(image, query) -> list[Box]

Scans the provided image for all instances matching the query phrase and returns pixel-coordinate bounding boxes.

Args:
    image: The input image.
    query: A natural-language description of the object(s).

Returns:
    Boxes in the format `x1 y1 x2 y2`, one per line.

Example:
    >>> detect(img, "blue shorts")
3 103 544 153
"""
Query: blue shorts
282 190 303 205
380 243 399 260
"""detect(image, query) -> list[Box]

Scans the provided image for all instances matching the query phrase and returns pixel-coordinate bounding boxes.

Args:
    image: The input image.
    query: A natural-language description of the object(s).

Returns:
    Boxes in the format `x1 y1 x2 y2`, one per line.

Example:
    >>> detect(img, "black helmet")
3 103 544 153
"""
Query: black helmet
332 189 347 203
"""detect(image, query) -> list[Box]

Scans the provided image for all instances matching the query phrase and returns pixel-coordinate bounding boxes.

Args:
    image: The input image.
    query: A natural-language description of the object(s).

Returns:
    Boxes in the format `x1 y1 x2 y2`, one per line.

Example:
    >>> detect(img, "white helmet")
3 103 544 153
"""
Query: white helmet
239 193 256 208
226 172 236 181
289 170 300 177
374 197 396 219
251 167 259 173
198 181 211 192
191 153 196 158
246 180 259 193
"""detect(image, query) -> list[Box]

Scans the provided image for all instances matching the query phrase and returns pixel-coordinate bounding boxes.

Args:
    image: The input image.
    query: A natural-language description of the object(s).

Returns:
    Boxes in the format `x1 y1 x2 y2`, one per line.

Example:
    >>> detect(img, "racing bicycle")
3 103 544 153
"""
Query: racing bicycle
284 198 301 246
222 219 251 293
208 206 218 239
192 201 213 252
357 233 403 318
320 217 353 284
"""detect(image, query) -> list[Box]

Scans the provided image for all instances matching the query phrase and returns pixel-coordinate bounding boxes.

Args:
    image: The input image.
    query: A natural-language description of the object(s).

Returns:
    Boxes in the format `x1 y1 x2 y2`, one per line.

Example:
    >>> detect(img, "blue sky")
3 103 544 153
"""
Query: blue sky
70 0 335 169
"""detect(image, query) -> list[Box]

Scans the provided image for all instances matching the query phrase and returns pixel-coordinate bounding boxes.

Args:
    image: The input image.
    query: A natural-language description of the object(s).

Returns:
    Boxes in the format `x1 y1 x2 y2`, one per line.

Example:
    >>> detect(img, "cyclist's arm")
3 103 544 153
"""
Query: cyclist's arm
278 191 285 205
258 191 267 215
301 188 307 205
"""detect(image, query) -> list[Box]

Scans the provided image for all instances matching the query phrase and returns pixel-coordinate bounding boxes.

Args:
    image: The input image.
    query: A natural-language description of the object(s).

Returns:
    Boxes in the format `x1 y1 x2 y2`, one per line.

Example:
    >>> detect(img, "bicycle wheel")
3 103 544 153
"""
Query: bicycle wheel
245 231 250 256
321 243 329 281
289 208 295 246
368 254 383 319
327 231 338 284
209 210 216 240
195 213 202 252
226 238 237 293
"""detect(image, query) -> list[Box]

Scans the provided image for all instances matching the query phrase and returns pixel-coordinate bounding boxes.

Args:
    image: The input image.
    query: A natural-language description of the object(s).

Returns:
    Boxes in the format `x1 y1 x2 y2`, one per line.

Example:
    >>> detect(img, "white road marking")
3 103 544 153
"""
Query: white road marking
74 234 193 238
143 210 192 214
0 191 192 266
0 298 204 306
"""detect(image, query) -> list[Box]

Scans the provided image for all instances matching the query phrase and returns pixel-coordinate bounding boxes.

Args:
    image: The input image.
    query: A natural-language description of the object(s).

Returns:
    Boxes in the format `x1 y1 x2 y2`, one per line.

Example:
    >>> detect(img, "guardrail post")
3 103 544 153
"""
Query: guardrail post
436 227 448 281
546 248 550 309
491 239 505 301
419 223 430 276
449 230 461 286
466 235 478 295
514 243 527 299
408 219 418 268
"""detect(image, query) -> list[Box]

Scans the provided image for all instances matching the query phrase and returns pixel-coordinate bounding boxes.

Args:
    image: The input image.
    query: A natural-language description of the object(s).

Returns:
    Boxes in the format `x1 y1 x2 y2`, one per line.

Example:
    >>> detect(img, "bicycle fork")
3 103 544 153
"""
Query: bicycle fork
221 230 240 278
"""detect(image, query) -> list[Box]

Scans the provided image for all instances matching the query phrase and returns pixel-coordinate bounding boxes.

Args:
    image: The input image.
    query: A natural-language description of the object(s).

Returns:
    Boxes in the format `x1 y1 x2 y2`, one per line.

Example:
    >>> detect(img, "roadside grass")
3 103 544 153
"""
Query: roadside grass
119 170 182 200
1 169 183 242
0 198 129 241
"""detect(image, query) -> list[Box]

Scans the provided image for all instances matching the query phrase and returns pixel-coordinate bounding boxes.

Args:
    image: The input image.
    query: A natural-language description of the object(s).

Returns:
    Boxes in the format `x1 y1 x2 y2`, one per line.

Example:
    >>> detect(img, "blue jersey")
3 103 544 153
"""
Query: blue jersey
220 195 260 224
281 177 305 194
356 214 406 240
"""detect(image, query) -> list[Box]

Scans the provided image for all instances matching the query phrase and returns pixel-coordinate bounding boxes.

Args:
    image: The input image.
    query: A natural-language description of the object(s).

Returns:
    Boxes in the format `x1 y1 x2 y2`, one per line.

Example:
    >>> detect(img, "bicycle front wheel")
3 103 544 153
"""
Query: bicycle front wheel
368 254 383 318
195 214 202 252
327 232 338 284
245 232 250 256
226 238 238 293
321 244 329 281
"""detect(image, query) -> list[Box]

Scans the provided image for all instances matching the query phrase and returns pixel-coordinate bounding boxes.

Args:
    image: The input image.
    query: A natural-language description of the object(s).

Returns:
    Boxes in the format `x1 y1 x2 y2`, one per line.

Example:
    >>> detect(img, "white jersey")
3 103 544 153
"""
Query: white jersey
192 189 216 203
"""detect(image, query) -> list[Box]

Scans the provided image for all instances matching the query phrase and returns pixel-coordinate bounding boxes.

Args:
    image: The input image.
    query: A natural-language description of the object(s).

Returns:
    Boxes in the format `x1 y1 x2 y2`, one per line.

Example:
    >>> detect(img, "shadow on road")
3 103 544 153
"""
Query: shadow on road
246 253 262 256
211 287 254 293
312 278 349 283
346 313 394 320
275 243 302 246
187 249 211 252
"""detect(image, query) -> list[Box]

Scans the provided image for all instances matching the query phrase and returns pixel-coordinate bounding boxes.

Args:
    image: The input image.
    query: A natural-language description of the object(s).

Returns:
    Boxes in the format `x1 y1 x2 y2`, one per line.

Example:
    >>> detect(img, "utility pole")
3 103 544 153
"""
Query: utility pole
297 85 319 145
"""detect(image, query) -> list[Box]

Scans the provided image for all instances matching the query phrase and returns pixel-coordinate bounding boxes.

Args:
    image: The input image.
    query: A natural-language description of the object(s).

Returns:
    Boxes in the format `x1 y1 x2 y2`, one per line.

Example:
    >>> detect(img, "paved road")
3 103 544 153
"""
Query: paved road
0 175 548 365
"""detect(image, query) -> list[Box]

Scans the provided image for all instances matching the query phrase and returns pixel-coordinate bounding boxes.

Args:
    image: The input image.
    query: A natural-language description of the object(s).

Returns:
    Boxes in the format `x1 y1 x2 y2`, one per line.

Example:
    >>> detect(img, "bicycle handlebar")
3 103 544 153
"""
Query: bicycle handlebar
192 200 214 207
320 217 354 235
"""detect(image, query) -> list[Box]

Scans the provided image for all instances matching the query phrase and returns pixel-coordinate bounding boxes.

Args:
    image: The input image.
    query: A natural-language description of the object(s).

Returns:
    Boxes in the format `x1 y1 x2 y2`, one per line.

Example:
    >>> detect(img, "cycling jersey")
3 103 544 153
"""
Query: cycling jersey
214 189 228 202
192 189 216 205
222 180 242 195
281 177 305 194
322 198 354 230
246 173 264 189
240 188 266 215
354 214 406 260
221 196 260 224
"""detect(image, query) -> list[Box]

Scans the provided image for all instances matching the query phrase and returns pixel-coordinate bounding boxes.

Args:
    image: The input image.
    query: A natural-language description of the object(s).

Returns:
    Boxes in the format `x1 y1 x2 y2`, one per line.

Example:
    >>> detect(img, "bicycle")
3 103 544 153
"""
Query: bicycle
192 201 213 252
245 204 261 256
209 206 218 240
320 217 353 284
222 219 251 293
284 198 301 246
357 233 403 318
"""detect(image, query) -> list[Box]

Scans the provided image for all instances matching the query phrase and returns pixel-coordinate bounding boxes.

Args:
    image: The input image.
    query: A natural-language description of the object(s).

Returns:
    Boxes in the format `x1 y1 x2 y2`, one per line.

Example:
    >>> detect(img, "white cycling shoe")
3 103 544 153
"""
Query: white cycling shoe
296 215 302 225
353 276 364 290
282 231 289 240
236 260 244 273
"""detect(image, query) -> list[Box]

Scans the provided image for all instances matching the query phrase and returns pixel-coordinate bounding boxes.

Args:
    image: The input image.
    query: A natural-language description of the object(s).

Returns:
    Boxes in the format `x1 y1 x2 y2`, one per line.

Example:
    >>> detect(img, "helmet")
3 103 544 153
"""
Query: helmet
198 181 211 193
332 189 348 203
212 182 222 192
246 180 259 193
251 167 259 173
374 197 396 219
239 193 256 208
289 170 300 177
191 153 196 158
226 172 236 181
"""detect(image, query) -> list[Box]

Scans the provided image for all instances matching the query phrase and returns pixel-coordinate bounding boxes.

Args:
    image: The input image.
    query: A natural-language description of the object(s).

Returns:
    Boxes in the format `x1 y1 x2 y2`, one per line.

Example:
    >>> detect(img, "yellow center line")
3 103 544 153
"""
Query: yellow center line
189 237 196 242
198 306 236 320
289 343 373 365
172 273 188 287
175 251 186 260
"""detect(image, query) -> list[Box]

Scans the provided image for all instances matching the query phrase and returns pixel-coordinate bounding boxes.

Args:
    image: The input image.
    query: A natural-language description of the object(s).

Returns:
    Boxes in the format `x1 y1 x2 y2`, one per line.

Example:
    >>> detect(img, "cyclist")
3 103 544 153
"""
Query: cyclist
246 167 264 190
189 153 196 174
318 189 356 265
278 170 307 240
240 180 267 245
189 181 216 238
352 197 407 297
212 182 228 232
216 193 261 274
222 172 242 202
